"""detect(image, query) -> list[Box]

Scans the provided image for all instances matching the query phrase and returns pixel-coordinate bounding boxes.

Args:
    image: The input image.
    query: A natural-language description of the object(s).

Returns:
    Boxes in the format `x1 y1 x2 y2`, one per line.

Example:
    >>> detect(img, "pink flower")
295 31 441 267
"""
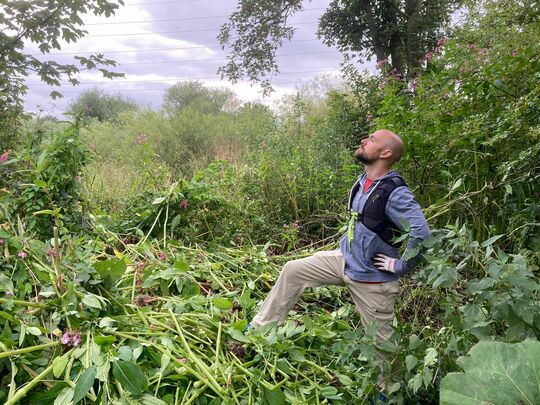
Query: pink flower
512 49 519 57
158 252 167 260
292 221 300 228
46 248 56 258
136 133 148 145
75 176 81 182
71 333 81 347
60 330 82 347
468 43 476 51
478 48 487 55
18 251 27 259
0 151 9 163
179 199 189 209
423 52 432 62
0 239 3 246
408 79 419 92
459 66 467 74
61 332 71 345
436 37 447 47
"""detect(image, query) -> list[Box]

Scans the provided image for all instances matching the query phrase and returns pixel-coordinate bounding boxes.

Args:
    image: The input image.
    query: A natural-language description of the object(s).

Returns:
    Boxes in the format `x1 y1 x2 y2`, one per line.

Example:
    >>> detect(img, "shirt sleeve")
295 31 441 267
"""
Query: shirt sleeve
385 186 431 274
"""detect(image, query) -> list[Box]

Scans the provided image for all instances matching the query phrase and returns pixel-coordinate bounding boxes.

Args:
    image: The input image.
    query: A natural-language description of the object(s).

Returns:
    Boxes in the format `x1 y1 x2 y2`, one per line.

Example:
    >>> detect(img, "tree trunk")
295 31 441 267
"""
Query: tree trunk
405 0 424 74
358 0 387 63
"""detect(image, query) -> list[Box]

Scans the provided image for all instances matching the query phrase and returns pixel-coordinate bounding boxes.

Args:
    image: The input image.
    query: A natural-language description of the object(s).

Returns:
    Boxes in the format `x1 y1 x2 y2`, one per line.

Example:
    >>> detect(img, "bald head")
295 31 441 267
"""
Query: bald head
373 129 404 165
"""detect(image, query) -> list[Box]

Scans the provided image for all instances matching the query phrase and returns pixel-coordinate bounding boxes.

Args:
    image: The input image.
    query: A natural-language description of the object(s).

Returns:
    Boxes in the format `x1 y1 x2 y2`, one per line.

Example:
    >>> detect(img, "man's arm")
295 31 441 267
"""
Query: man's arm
382 186 431 274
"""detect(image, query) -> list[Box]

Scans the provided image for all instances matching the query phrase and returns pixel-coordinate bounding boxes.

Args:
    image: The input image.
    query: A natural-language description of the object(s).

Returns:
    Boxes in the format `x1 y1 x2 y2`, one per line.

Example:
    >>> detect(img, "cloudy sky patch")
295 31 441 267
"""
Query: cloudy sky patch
23 0 375 116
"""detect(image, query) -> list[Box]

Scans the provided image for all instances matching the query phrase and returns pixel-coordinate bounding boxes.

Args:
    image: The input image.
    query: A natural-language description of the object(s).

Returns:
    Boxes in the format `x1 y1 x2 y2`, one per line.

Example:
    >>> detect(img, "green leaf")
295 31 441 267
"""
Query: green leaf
82 293 102 309
481 234 504 248
112 360 148 395
73 365 97 403
53 354 70 378
212 297 233 310
262 386 285 405
94 335 116 345
29 383 69 405
173 259 189 272
405 355 417 371
0 273 14 292
440 340 540 405
93 259 127 287
53 386 74 405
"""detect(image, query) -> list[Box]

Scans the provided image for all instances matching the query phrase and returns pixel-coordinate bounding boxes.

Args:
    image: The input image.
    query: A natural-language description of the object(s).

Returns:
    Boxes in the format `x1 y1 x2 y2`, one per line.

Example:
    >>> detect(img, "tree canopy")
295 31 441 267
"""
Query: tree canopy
0 0 124 142
219 0 462 94
163 81 240 115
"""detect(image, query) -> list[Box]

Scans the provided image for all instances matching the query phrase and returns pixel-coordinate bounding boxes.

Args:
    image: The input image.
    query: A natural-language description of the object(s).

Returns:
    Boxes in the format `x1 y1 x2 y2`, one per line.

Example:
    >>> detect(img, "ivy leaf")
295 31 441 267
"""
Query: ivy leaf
440 340 540 404
112 360 148 395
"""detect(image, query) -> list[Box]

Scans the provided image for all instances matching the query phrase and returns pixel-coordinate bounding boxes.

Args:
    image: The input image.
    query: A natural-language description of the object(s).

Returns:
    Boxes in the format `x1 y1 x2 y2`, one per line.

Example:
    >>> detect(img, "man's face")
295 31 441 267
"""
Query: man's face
354 133 383 164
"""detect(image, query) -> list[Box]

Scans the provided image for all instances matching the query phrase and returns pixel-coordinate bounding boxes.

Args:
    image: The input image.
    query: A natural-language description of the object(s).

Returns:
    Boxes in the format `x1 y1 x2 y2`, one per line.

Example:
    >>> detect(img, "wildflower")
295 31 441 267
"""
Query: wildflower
512 49 519 57
436 37 447 47
46 248 56 258
61 332 71 345
478 48 487 55
75 175 81 182
423 52 432 62
158 252 167 260
5 291 14 298
366 114 374 122
179 357 187 363
459 66 467 74
0 151 9 163
18 251 27 259
0 239 3 246
179 199 189 209
408 79 419 92
292 221 300 228
71 332 81 347
136 262 146 272
60 329 82 347
136 133 148 145
468 43 476 51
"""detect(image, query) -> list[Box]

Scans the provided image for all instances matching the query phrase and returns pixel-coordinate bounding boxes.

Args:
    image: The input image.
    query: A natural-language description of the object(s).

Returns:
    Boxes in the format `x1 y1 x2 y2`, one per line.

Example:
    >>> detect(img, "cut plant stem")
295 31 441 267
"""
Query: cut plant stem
0 341 59 359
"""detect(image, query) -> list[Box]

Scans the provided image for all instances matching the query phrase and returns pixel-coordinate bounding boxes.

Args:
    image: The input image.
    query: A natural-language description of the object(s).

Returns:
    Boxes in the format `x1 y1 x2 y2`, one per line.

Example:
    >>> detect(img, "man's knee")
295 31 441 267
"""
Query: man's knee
281 260 302 280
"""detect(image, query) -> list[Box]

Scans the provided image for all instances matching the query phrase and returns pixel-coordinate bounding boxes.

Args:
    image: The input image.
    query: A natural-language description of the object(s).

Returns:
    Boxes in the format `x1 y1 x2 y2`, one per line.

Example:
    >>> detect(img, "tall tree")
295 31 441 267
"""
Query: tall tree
163 81 240 115
218 0 462 93
0 0 124 145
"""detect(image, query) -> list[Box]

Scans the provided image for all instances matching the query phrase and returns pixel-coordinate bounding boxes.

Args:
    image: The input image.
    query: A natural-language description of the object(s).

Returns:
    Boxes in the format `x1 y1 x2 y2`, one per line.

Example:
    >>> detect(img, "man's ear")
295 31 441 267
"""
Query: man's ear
380 149 393 159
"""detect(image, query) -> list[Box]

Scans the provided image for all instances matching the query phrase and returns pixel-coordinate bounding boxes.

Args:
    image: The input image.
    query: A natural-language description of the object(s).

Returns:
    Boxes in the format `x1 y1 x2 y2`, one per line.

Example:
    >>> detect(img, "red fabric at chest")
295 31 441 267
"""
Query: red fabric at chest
363 178 373 192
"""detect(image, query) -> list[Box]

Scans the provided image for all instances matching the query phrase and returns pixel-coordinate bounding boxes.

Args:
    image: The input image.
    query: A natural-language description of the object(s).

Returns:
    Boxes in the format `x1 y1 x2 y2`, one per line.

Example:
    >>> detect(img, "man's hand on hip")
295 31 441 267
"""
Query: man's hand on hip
373 253 398 273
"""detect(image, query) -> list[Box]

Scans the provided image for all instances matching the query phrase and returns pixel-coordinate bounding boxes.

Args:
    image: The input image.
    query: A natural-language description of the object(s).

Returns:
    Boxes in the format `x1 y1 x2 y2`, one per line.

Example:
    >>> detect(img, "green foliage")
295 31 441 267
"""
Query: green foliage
163 81 240 114
67 88 139 122
0 123 91 237
440 340 540 405
0 0 125 142
218 0 461 93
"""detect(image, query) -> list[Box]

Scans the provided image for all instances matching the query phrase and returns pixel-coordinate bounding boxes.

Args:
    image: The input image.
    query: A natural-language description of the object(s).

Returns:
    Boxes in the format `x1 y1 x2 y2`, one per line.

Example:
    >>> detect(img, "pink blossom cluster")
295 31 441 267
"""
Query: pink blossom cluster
158 252 167 260
60 329 81 347
179 199 189 209
136 133 149 145
283 220 300 229
18 251 27 259
46 248 56 258
408 79 419 92
0 151 9 163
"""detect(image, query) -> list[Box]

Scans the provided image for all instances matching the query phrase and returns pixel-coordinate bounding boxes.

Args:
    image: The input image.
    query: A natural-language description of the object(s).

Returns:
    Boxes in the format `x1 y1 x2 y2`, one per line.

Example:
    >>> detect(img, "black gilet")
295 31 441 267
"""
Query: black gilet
350 175 408 247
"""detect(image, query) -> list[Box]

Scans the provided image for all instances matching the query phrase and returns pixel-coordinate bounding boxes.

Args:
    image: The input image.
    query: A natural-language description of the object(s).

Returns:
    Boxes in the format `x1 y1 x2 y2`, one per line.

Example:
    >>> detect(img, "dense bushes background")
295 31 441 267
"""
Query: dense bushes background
0 0 539 403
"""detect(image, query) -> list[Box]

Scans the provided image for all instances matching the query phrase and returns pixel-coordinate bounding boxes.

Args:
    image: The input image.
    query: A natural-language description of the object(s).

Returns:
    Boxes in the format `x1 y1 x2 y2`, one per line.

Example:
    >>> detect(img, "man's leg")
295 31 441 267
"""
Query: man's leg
252 250 345 327
344 278 399 391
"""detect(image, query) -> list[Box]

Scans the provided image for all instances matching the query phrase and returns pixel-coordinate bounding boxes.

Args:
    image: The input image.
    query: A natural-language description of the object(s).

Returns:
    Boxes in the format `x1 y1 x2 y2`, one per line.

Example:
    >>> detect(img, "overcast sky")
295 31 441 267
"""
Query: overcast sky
23 0 377 116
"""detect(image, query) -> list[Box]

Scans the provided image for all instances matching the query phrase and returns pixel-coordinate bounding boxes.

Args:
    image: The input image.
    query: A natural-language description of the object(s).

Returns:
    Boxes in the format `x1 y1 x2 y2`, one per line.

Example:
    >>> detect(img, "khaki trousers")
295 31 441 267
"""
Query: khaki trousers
252 250 399 389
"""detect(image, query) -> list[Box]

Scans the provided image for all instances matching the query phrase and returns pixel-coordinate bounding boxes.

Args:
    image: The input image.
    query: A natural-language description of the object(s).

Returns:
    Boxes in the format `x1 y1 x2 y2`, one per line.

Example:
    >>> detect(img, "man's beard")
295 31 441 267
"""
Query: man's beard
355 152 376 165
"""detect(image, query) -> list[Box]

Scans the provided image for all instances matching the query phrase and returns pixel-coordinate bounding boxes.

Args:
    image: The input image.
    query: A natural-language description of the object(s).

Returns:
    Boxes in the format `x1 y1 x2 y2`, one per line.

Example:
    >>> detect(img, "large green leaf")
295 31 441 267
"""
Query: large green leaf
440 340 540 405
73 365 97 403
93 259 127 287
112 360 148 395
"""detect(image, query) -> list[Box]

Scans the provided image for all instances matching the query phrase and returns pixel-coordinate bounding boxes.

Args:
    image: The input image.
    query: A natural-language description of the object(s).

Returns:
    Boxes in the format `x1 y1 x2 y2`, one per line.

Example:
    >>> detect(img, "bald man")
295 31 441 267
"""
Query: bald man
250 129 431 401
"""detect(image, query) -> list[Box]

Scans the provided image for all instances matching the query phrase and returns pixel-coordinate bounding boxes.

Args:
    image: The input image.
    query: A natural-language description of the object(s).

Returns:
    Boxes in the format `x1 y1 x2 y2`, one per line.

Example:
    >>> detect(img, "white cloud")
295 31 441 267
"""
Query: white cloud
22 0 374 116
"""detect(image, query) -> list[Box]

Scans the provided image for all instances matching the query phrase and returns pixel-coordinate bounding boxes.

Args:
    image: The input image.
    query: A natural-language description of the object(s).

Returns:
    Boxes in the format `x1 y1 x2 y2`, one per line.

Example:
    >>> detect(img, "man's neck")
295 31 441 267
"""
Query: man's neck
364 164 392 180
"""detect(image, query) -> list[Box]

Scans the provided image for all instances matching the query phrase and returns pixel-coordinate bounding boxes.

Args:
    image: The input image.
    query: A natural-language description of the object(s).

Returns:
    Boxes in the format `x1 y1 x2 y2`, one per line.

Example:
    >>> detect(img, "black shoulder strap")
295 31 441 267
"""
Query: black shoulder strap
359 175 407 246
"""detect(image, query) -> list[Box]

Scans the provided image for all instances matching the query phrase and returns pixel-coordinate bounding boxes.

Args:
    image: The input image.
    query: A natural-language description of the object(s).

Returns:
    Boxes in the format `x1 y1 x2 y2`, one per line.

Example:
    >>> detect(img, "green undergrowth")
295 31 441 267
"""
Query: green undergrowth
0 211 538 404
